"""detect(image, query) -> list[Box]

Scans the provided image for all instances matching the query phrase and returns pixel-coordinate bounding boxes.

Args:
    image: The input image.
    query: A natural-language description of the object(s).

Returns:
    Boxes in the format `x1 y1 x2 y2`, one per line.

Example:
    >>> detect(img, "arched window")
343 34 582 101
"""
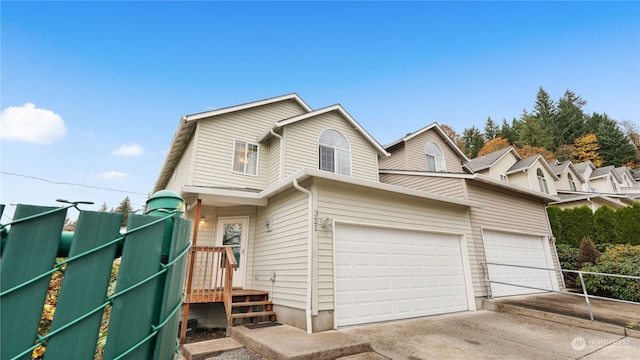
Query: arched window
568 173 577 191
319 130 351 175
610 176 618 193
537 168 549 194
425 142 446 172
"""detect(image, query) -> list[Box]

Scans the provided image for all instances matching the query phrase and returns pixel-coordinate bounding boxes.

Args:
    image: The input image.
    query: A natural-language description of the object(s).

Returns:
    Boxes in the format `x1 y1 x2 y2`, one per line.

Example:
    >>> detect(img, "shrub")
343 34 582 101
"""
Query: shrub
562 206 594 247
577 237 600 269
616 203 640 245
555 243 579 287
581 245 640 302
593 205 618 244
547 205 565 245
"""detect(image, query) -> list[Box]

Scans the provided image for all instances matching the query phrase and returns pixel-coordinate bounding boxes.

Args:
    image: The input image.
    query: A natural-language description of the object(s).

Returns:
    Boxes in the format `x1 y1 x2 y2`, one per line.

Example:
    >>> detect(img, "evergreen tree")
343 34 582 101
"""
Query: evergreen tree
499 118 520 144
463 126 485 158
616 203 640 246
114 196 133 228
547 205 565 245
593 205 618 244
556 89 587 146
562 206 594 247
593 113 639 167
518 114 554 149
554 144 576 163
483 117 499 141
532 86 558 148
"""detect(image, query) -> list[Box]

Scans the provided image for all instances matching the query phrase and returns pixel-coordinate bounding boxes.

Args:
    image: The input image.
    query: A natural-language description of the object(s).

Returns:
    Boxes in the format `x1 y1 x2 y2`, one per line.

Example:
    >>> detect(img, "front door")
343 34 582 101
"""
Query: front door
216 217 248 288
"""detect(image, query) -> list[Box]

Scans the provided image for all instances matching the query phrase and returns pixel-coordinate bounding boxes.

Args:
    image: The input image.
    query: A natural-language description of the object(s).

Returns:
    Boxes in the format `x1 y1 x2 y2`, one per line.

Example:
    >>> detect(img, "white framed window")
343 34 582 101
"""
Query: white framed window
500 174 509 183
568 173 577 191
610 177 618 193
537 168 549 194
319 129 351 175
232 140 258 175
425 142 446 172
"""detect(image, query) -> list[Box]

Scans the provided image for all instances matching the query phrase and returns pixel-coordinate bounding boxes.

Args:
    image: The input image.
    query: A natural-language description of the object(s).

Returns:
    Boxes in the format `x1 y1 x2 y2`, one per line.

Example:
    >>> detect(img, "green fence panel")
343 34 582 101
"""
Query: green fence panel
0 205 66 360
153 215 191 360
43 211 123 359
103 214 166 360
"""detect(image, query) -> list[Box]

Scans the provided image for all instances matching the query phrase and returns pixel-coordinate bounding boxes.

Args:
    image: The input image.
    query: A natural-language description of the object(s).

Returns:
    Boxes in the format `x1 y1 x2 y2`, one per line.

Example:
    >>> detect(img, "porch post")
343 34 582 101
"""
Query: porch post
180 198 202 344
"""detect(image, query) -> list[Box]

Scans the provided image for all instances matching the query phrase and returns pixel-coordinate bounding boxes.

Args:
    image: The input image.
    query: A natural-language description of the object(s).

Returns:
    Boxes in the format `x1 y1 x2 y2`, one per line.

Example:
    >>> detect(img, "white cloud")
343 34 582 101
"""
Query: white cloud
112 143 144 157
98 171 128 180
0 103 67 144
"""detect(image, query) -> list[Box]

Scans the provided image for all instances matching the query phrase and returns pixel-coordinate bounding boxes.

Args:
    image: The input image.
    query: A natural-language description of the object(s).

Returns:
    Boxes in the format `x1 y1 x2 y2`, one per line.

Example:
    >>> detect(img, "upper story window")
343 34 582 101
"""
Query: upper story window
537 168 549 194
568 173 577 191
233 140 258 175
610 177 618 193
425 142 446 172
319 129 351 175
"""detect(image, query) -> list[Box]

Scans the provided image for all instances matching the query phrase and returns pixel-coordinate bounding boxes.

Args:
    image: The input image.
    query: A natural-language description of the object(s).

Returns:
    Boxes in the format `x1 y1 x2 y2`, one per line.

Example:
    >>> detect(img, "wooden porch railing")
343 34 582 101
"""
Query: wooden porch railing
181 246 237 342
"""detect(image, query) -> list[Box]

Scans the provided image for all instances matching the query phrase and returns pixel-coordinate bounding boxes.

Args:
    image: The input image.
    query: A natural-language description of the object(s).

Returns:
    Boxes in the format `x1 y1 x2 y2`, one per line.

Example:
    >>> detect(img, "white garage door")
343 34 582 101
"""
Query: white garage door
335 224 469 327
483 230 556 297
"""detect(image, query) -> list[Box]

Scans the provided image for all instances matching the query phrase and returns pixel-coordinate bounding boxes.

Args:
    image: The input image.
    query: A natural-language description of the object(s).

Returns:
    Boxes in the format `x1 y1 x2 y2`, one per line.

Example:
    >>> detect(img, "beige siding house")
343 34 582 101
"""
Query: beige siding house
154 95 480 333
379 123 563 303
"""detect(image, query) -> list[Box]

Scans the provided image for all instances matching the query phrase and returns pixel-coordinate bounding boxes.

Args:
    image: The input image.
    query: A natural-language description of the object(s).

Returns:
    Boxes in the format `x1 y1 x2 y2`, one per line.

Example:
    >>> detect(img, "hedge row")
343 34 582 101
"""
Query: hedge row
547 203 640 247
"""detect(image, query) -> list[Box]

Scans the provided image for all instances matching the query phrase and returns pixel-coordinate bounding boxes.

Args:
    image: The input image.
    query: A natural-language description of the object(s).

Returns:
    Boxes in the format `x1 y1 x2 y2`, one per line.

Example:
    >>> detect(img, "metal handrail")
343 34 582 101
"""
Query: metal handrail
483 261 640 321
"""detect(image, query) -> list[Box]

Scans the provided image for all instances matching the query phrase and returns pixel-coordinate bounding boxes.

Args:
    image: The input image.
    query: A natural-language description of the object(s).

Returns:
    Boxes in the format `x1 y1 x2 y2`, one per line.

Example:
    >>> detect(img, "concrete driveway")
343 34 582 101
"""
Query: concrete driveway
339 310 639 360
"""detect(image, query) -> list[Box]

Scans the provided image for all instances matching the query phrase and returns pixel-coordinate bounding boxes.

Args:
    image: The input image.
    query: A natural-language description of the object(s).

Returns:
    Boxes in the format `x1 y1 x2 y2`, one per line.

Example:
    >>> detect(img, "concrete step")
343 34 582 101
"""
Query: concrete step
181 337 243 360
229 323 373 360
483 294 640 338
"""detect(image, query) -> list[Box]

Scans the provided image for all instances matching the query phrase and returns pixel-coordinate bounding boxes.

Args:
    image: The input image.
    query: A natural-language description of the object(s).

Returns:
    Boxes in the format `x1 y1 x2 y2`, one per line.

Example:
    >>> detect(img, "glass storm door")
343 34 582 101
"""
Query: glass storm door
216 217 248 288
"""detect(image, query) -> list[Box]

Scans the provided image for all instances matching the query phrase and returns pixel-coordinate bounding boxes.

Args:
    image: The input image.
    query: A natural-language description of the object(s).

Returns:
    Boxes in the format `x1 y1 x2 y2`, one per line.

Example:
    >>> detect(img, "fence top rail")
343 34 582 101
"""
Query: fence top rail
484 261 640 281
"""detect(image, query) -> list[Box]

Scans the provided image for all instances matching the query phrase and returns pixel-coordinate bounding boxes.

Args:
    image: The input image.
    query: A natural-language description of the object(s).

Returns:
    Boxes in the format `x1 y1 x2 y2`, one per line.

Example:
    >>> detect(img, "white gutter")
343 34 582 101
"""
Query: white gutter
293 179 313 334
270 129 284 182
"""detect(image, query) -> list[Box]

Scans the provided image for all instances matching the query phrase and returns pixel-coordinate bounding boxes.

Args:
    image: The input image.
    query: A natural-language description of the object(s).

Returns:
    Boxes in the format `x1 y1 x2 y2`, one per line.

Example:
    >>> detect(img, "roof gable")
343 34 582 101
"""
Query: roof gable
258 104 389 157
383 122 469 162
506 155 560 180
183 93 312 121
591 165 622 182
463 147 521 173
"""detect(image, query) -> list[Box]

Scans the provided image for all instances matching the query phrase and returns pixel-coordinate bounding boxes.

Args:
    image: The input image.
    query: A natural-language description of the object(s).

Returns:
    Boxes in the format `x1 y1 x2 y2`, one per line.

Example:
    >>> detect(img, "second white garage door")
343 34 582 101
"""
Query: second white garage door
334 224 469 327
483 230 557 297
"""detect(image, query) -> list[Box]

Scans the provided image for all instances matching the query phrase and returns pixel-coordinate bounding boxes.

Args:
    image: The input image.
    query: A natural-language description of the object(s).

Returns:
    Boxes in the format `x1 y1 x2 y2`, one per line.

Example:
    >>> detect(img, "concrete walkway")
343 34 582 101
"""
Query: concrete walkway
183 292 640 360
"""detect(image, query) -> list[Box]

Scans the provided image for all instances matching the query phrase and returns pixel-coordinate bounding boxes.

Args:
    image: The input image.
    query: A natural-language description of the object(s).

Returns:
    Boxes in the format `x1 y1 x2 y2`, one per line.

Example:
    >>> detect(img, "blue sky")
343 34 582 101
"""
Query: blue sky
1 1 639 221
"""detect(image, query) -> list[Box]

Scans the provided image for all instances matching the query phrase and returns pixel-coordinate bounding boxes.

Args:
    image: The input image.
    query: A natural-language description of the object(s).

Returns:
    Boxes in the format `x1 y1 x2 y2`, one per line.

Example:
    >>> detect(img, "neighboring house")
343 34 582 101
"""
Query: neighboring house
574 161 597 191
379 123 563 300
548 160 587 192
589 166 623 194
154 95 483 333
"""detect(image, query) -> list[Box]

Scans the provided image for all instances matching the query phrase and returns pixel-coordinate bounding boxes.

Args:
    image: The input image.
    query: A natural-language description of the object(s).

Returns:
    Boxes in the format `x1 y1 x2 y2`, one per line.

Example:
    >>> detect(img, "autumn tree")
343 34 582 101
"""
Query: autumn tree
440 124 465 153
463 126 485 158
99 202 109 212
621 120 640 154
477 137 511 157
572 133 602 167
515 145 554 161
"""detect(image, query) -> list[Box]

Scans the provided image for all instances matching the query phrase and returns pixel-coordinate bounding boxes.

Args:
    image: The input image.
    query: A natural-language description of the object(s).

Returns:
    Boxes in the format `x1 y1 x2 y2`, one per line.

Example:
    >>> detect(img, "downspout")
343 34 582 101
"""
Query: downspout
293 178 313 334
270 129 283 182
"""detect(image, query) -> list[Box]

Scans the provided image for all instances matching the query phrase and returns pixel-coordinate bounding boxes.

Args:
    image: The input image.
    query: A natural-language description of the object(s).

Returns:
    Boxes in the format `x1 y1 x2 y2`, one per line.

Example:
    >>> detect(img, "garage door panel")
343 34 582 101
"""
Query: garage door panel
484 230 554 297
335 224 469 327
